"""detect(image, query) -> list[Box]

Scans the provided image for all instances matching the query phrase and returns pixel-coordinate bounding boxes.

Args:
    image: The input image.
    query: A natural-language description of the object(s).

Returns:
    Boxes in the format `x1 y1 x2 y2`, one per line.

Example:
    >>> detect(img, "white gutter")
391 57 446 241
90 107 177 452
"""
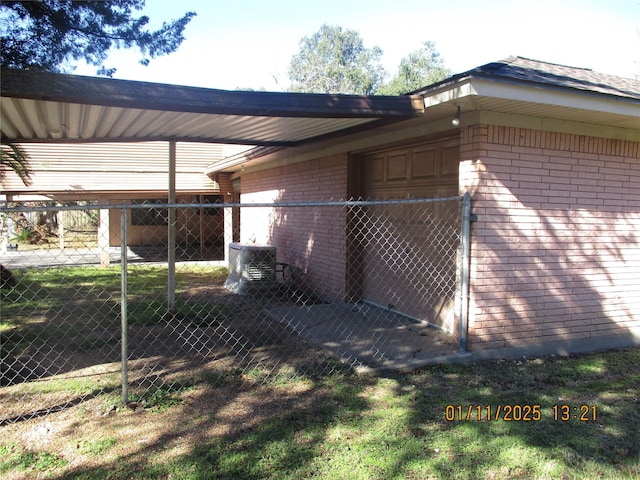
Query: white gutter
204 146 278 176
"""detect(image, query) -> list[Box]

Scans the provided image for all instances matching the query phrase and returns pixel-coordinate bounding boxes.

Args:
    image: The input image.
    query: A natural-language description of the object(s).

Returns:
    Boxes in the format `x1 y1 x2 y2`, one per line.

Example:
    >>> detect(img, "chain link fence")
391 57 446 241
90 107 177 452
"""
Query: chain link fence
1 196 469 424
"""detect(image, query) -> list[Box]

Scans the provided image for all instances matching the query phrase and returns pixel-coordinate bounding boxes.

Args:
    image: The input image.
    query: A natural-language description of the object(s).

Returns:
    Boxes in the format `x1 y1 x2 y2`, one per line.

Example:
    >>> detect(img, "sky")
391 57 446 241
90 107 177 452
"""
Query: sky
73 0 640 91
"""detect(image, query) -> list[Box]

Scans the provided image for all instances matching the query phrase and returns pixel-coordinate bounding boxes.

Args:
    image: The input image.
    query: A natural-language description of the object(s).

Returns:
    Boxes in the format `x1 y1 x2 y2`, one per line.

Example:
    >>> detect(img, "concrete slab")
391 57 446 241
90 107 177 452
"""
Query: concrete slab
265 303 468 371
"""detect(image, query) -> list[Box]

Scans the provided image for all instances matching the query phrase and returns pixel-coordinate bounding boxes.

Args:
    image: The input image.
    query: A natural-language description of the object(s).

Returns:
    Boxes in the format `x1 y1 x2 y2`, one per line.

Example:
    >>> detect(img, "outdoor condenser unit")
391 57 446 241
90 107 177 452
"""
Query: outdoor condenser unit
225 243 277 295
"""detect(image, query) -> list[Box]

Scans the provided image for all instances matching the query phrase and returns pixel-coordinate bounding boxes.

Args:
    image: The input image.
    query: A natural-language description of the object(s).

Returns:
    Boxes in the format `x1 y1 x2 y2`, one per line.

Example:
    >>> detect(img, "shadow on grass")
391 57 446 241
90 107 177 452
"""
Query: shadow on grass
391 349 640 479
0 394 99 426
3 267 639 478
54 370 375 480
0 265 230 386
42 348 640 480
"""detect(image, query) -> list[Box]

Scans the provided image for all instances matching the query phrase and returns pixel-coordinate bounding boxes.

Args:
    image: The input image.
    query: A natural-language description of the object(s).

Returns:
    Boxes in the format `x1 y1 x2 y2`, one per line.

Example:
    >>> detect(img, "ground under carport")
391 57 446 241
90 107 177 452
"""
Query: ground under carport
265 303 470 372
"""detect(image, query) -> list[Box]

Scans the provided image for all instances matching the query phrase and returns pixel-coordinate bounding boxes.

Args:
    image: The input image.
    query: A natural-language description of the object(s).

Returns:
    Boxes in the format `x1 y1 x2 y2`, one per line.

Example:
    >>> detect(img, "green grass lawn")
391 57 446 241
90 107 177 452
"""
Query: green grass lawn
1 348 638 480
2 265 639 479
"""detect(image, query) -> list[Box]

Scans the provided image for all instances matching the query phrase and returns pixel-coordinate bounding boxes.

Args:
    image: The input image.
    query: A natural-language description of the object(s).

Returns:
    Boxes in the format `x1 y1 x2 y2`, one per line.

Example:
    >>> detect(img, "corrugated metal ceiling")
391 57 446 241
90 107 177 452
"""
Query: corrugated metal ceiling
1 69 424 146
1 97 392 145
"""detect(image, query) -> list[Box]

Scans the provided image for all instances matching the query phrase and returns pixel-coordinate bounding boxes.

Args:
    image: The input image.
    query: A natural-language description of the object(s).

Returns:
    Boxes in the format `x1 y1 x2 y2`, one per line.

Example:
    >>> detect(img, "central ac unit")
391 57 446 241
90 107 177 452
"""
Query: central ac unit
225 243 277 295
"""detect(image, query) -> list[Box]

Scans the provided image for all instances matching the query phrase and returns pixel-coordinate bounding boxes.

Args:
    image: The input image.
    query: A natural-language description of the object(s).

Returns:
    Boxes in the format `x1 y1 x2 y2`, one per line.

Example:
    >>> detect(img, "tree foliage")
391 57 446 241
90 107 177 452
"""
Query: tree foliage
288 24 386 95
1 143 31 186
287 25 450 95
0 1 195 183
0 0 196 76
377 41 451 95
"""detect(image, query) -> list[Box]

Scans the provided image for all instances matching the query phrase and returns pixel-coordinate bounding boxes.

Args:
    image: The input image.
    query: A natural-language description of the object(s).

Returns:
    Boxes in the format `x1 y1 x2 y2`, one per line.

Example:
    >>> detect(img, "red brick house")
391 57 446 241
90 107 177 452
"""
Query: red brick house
2 57 638 360
1 141 248 250
206 57 640 358
1 67 420 259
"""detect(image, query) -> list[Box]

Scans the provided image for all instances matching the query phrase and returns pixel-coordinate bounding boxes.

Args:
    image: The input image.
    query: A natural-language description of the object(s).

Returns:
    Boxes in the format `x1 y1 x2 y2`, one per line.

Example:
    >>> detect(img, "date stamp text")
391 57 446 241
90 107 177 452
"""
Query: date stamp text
444 404 597 422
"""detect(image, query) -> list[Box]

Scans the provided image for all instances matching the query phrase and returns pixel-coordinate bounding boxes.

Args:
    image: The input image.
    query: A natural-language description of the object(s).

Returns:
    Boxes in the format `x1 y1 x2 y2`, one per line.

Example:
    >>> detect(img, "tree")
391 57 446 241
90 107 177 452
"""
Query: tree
1 143 31 280
1 143 31 186
0 0 196 76
377 41 451 95
287 25 451 96
0 1 195 184
287 24 386 95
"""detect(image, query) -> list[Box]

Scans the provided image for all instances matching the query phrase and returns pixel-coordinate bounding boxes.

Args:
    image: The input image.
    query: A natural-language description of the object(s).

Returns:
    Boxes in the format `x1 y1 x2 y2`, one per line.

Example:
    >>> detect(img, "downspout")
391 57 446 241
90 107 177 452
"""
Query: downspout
459 192 475 353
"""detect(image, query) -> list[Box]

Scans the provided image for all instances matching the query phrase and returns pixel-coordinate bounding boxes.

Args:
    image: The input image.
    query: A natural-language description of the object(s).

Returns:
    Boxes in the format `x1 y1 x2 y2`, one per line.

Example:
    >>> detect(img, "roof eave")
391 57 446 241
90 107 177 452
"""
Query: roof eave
422 76 640 119
0 68 425 119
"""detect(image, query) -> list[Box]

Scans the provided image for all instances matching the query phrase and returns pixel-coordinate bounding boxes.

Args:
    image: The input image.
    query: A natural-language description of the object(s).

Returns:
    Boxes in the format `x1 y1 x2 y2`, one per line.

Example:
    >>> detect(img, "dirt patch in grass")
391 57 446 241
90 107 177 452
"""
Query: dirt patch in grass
1 348 639 480
1 378 309 479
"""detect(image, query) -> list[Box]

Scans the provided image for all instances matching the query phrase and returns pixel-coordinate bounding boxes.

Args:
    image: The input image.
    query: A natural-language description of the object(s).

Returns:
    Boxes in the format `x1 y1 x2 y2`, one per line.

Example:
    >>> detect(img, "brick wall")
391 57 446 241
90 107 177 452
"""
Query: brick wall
461 125 640 350
240 155 350 300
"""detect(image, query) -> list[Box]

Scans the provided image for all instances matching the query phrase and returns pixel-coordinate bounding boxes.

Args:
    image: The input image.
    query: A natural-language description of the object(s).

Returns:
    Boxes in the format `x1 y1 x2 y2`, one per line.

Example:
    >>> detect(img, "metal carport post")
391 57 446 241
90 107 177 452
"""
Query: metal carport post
168 140 177 311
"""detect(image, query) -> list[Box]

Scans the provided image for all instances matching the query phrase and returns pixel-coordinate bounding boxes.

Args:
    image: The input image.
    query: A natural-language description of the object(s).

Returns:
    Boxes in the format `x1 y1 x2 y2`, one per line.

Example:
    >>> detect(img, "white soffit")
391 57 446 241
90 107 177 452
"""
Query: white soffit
423 78 640 130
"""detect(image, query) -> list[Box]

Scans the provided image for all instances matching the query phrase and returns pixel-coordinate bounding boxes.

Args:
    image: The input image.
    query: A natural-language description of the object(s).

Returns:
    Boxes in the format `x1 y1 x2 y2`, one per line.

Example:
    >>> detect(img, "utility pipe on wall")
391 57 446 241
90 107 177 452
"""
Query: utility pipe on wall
458 192 474 353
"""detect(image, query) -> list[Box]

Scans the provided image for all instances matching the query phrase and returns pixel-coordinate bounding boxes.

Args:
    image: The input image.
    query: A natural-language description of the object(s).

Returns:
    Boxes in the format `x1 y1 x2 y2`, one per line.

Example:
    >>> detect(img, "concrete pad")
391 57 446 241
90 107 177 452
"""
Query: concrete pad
265 303 466 371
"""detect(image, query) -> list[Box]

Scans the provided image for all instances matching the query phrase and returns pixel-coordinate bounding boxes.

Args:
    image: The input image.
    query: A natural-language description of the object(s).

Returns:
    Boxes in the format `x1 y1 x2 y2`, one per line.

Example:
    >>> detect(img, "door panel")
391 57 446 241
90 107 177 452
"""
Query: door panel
353 138 460 327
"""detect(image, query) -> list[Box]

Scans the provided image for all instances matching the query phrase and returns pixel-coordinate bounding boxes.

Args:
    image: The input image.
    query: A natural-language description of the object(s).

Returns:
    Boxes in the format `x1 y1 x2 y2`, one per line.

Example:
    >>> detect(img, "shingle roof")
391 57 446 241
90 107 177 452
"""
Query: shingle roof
420 56 640 100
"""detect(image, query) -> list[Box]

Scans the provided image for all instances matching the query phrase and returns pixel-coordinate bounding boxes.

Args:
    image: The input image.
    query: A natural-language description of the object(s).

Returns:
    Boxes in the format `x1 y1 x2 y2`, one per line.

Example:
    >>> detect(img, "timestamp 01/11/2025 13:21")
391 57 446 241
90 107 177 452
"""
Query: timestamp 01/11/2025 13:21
444 404 598 422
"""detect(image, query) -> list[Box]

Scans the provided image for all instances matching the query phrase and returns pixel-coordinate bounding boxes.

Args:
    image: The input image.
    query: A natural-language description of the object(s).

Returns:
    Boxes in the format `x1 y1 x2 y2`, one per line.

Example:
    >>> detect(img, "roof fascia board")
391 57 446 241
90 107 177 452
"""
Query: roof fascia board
424 77 640 119
1 68 424 119
7 135 295 147
204 146 284 175
422 82 478 107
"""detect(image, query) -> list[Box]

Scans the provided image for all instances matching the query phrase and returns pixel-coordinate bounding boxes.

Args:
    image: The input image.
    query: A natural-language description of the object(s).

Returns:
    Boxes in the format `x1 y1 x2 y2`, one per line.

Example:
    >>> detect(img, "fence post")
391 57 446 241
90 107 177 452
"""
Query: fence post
167 141 177 311
120 206 129 406
57 208 64 250
458 192 473 353
99 199 110 267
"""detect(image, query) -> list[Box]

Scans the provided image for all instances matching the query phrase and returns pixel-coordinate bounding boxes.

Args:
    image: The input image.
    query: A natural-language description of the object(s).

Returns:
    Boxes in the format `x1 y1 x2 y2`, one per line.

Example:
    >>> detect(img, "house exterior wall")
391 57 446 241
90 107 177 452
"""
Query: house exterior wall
234 120 639 355
239 154 350 300
2 143 239 249
2 142 238 197
108 194 224 247
460 125 640 350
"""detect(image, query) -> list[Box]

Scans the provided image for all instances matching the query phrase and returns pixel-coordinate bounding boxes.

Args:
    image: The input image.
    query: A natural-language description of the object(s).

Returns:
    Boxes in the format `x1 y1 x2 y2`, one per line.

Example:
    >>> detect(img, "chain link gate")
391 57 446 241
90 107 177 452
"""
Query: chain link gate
1 196 469 424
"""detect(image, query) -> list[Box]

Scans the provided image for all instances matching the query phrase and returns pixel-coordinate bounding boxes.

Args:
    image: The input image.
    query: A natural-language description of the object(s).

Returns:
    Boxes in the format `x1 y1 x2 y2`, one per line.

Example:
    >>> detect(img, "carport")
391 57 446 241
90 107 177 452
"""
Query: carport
1 68 424 146
1 67 425 307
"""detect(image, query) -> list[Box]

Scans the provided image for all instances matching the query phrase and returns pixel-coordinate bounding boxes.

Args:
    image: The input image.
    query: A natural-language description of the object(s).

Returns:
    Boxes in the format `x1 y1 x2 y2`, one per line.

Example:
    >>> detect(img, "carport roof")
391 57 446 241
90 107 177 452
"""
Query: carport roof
0 68 424 146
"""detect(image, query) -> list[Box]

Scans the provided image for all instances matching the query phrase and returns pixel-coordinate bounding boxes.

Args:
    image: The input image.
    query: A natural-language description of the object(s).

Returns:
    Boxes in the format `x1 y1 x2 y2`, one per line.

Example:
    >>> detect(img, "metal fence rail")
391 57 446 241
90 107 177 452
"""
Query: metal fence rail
0 196 469 423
